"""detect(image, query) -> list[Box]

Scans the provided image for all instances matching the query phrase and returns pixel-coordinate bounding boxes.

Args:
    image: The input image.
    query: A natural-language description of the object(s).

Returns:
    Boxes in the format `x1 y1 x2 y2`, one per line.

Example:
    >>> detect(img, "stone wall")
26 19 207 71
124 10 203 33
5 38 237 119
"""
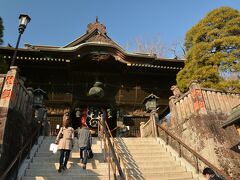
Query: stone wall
0 67 35 175
168 82 240 178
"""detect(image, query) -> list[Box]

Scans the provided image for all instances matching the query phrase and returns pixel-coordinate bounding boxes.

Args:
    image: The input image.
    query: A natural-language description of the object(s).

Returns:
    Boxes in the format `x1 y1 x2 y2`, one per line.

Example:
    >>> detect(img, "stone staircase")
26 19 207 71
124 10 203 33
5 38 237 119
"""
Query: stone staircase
20 136 110 180
20 136 201 180
116 137 200 180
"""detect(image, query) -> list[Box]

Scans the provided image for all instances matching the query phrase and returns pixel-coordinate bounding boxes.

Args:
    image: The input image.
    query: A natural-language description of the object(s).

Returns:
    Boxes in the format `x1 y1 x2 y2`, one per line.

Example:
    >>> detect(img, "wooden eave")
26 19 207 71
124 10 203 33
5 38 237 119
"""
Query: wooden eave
0 42 184 70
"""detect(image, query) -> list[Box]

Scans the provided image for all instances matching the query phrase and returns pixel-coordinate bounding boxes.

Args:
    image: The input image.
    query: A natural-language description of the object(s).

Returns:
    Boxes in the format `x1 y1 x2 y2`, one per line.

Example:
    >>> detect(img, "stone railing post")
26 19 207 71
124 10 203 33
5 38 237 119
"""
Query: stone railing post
0 74 6 95
169 95 177 127
0 66 19 109
189 81 207 115
140 122 145 138
151 110 158 138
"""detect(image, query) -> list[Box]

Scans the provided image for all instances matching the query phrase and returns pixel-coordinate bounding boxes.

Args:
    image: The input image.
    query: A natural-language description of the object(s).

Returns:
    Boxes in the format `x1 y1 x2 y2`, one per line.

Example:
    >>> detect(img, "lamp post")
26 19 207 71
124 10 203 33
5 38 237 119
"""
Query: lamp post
143 93 159 112
33 88 47 108
33 88 48 135
10 14 31 68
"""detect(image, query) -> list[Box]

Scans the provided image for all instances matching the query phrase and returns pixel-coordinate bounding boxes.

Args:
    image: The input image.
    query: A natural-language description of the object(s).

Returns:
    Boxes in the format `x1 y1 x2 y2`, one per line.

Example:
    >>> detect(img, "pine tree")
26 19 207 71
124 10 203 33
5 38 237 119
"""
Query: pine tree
177 7 240 93
0 17 7 73
0 17 3 45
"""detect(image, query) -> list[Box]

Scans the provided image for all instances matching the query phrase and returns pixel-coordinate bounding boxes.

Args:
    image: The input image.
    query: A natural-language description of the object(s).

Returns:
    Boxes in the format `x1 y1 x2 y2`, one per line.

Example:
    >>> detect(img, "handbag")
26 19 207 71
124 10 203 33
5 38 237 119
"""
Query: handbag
59 133 63 139
49 143 58 154
59 127 63 139
87 148 94 159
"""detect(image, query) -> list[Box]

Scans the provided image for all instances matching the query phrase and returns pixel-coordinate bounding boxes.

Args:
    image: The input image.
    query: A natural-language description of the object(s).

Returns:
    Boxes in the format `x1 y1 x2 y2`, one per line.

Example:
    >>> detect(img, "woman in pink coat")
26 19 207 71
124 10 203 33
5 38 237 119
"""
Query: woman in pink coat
55 118 74 172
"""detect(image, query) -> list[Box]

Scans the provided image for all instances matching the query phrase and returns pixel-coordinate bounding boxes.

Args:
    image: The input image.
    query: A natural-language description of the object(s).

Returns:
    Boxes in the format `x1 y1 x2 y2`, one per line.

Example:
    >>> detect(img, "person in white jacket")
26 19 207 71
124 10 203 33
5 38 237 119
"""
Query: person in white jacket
55 118 74 172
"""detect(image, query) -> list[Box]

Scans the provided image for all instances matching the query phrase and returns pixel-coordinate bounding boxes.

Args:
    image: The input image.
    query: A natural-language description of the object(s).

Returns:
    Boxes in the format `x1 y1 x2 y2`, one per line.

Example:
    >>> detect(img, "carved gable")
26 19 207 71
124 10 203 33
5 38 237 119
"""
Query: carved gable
65 17 118 48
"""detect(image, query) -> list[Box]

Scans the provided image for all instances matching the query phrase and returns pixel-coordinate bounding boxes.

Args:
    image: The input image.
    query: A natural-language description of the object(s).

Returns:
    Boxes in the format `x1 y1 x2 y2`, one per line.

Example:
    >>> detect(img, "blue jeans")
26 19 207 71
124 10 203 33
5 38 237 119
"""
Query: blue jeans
80 147 87 164
59 149 71 167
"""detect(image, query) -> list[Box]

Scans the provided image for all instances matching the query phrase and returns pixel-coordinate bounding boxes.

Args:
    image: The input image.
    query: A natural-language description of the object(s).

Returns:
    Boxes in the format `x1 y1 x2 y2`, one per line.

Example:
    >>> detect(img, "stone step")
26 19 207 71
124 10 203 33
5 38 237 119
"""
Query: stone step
119 148 166 153
29 162 108 169
22 176 113 180
25 168 114 176
120 138 155 141
120 152 170 157
39 144 102 149
129 171 193 180
117 145 166 150
23 177 197 180
41 139 98 142
42 137 101 143
31 158 105 165
122 155 176 162
41 141 101 148
125 160 181 168
127 166 186 174
116 140 158 145
22 137 198 180
33 151 103 157
37 149 102 155
40 143 102 148
39 144 102 150
25 168 192 178
36 149 102 157
116 141 159 145
28 163 184 174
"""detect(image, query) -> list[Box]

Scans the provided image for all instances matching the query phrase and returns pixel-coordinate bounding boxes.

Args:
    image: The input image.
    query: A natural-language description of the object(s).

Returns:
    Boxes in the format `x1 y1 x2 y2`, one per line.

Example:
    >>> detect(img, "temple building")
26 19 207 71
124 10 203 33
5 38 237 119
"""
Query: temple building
0 18 184 134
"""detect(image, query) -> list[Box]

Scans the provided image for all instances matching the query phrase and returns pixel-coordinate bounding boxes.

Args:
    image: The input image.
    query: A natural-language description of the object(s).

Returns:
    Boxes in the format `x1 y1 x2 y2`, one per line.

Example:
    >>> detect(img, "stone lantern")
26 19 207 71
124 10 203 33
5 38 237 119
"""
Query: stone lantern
33 88 48 108
143 93 159 112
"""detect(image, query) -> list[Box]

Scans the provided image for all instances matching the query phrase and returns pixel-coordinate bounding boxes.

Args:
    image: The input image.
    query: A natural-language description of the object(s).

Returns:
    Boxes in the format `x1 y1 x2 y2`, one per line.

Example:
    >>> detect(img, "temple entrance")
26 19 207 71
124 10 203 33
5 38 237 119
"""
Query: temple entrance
48 105 117 136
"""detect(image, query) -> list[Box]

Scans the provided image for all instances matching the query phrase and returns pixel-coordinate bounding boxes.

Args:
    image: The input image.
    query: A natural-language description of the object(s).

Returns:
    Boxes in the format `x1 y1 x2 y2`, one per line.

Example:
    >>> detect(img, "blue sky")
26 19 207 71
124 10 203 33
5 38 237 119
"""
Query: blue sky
0 0 239 58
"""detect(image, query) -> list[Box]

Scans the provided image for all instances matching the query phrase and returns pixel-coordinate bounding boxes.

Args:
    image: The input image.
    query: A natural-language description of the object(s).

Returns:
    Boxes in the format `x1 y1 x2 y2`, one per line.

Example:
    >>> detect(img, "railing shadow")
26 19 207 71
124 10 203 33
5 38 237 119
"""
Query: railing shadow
98 109 130 179
115 137 145 180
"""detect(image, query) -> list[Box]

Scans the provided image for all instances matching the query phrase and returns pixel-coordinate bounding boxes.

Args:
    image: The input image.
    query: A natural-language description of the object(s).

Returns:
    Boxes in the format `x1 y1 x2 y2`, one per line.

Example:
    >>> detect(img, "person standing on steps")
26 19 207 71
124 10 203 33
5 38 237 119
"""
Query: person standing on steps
55 115 74 173
202 167 225 180
77 122 92 169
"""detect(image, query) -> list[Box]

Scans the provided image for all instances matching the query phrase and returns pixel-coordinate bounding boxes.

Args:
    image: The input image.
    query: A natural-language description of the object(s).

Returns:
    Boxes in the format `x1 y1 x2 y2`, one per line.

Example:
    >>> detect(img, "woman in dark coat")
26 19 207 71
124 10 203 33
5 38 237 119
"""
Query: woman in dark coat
77 123 92 169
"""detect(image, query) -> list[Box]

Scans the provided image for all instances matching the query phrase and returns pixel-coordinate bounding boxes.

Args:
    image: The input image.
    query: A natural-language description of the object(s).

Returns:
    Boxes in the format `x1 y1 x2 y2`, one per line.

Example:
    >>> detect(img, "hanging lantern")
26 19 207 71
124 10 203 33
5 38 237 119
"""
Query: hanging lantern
88 81 104 98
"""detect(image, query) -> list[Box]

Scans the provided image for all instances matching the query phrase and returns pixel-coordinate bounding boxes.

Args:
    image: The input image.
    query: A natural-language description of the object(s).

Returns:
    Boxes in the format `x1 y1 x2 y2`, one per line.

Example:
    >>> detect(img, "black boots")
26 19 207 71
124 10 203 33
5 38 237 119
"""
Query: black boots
62 165 67 170
58 164 67 173
58 165 62 173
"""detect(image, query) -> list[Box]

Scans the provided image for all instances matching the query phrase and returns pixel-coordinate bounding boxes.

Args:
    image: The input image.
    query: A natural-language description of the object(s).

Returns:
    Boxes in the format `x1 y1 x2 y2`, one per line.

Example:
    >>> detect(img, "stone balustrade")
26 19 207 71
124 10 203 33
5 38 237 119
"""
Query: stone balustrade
169 82 240 123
